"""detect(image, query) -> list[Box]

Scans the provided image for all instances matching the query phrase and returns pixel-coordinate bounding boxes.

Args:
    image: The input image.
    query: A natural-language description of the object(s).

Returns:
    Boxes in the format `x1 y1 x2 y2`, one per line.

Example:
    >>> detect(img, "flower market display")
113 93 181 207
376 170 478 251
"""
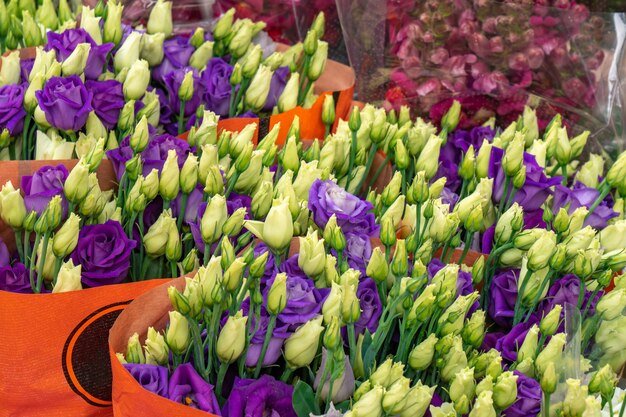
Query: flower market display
0 0 336 160
0 2 624 417
109 101 626 417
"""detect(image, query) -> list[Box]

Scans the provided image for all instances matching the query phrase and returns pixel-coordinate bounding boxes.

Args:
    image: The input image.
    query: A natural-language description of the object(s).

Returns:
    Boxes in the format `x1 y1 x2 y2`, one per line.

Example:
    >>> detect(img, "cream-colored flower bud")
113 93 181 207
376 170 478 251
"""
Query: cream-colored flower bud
52 260 82 293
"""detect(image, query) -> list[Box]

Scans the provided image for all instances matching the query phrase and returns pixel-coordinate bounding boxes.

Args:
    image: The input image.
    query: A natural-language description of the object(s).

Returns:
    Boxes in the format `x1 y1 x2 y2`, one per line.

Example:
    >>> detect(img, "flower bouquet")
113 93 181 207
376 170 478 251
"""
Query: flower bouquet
107 102 626 417
336 0 626 155
0 0 354 160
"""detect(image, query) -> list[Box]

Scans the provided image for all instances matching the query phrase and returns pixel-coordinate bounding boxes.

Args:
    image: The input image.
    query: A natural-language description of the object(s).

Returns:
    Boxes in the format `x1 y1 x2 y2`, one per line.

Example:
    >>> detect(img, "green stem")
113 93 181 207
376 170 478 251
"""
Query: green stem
513 269 533 325
315 358 329 405
215 362 229 400
367 153 392 192
36 231 51 294
618 392 626 417
14 230 24 264
253 315 276 378
29 233 41 293
280 367 293 383
177 193 188 230
498 176 511 215
345 129 357 191
586 184 611 219
170 260 177 278
561 164 568 186
355 143 378 195
139 256 151 281
22 114 31 160
225 172 240 199
52 257 63 287
347 323 357 368
23 230 30 270
577 276 586 310
206 305 220 377
458 232 474 265
9 140 15 160
178 100 187 136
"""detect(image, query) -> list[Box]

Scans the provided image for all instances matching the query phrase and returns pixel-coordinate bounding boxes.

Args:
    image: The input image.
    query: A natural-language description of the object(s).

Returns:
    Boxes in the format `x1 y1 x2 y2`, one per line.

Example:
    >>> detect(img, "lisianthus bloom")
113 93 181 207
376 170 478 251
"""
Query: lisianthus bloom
0 240 9 266
85 80 126 129
162 67 204 135
495 318 539 363
240 301 291 368
537 274 600 319
0 84 26 135
152 35 195 83
200 57 235 117
489 146 562 212
0 263 32 293
46 28 114 79
355 277 382 335
21 164 68 215
36 75 94 132
70 220 137 287
263 66 290 112
20 59 33 84
502 371 542 417
343 232 372 275
308 180 378 235
552 181 618 229
124 363 168 397
168 363 221 413
222 375 297 417
489 269 519 327
264 273 329 330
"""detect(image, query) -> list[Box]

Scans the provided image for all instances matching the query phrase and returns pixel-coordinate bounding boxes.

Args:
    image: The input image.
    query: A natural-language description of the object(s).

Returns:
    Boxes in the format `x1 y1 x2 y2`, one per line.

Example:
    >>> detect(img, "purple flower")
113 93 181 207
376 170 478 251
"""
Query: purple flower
482 331 506 352
0 240 9 266
21 165 68 215
153 35 195 83
242 302 291 367
428 258 474 298
46 29 114 79
0 84 26 135
265 274 329 329
538 274 600 318
279 255 308 281
495 318 539 362
344 233 372 275
355 278 382 335
201 58 234 117
124 363 168 397
222 375 296 417
141 134 192 174
489 147 561 212
502 371 542 417
489 269 519 327
263 67 290 112
85 80 125 129
0 263 32 293
163 67 204 132
70 220 137 287
20 59 34 83
169 363 221 413
552 181 618 229
440 187 460 209
36 75 94 132
308 180 378 236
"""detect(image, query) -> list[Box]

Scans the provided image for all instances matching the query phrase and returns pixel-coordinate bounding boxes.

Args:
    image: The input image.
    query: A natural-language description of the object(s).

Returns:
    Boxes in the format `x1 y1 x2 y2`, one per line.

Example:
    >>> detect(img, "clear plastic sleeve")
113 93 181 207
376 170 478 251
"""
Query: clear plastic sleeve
337 0 626 158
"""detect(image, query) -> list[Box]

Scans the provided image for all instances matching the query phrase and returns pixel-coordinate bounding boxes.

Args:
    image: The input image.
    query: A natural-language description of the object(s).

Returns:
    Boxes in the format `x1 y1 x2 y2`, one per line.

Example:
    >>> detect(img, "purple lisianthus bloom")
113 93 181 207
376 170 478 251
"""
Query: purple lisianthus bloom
21 165 68 215
124 363 168 397
355 278 382 335
489 269 519 327
428 258 474 298
105 144 134 182
141 134 192 174
553 181 618 229
440 187 460 209
46 29 114 79
308 180 378 236
495 318 539 362
242 302 291 367
538 274 600 318
482 331 506 351
0 240 9 266
342 233 372 275
169 363 221 413
502 371 542 417
163 67 204 132
20 58 34 83
201 57 235 117
36 75 94 132
153 35 195 83
0 84 26 135
265 274 329 329
0 263 32 293
222 375 296 417
263 66 290 111
489 147 562 212
70 220 137 287
85 80 125 129
278 255 308 281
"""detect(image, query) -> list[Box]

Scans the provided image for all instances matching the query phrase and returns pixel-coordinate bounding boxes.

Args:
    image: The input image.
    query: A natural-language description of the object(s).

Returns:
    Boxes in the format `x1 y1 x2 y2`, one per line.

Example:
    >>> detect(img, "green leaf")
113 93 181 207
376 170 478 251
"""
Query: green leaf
293 380 320 417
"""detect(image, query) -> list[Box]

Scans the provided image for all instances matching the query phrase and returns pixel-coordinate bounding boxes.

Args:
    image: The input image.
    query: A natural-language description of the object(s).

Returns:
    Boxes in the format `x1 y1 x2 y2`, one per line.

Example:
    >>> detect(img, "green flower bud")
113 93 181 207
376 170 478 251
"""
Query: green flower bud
409 333 438 371
34 195 63 233
217 310 247 363
562 379 588 417
512 164 526 189
277 73 299 113
117 100 136 132
307 40 328 81
493 371 518 409
165 311 190 355
441 100 461 132
284 316 324 369
213 8 234 40
266 272 288 316
103 0 123 45
415 135 443 179
159 149 180 201
450 367 475 406
502 134 524 177
540 305 562 337
126 333 145 364
141 168 160 201
190 40 214 70
303 29 318 56
555 127 572 166
22 10 43 46
230 63 243 86
52 213 81 258
322 94 336 127
167 285 191 315
535 333 566 375
200 194 227 245
143 211 176 258
147 0 172 37
114 32 142 72
178 70 195 102
144 327 169 365
588 364 618 400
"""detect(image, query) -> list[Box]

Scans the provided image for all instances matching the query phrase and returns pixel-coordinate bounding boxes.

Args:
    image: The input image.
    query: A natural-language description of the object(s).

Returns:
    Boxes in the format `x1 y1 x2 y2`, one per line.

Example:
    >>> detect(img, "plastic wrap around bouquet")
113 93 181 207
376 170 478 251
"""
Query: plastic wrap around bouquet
337 0 626 156
0 0 354 161
105 103 626 417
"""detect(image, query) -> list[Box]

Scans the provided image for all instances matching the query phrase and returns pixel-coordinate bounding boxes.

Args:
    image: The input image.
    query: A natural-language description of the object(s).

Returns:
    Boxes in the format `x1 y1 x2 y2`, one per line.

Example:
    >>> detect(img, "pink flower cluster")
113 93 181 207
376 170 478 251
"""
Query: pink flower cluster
385 0 604 128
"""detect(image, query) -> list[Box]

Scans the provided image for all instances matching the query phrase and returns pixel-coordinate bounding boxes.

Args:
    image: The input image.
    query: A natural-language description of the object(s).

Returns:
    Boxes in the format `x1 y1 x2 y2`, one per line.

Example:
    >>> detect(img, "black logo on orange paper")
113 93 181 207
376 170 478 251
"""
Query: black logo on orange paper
61 301 131 407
